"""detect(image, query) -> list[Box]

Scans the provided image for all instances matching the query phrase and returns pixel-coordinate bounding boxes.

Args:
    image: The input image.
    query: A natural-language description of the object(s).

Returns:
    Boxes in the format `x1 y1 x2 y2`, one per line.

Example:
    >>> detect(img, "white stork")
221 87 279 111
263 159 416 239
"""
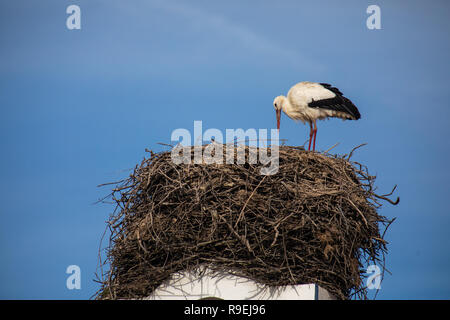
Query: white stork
273 81 361 151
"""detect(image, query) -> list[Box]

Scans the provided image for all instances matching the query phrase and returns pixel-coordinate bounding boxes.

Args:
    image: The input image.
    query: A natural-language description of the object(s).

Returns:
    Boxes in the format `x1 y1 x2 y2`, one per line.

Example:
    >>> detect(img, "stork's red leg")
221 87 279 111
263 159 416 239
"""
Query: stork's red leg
312 121 317 151
308 122 313 151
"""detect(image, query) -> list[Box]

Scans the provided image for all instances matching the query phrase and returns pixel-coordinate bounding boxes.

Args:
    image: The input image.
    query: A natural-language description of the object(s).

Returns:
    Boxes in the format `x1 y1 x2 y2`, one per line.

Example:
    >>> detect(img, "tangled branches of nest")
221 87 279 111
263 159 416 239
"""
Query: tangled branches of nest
96 144 398 300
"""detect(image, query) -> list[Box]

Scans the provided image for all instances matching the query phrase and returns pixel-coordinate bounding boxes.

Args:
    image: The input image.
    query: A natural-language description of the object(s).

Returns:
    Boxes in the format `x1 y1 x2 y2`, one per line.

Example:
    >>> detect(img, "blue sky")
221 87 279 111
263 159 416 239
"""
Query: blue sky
0 0 449 299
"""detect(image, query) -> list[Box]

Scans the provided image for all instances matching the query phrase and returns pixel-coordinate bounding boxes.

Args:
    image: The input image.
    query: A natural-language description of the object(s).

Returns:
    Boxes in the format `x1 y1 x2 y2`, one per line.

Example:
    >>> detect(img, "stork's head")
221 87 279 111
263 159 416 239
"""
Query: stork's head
273 96 285 131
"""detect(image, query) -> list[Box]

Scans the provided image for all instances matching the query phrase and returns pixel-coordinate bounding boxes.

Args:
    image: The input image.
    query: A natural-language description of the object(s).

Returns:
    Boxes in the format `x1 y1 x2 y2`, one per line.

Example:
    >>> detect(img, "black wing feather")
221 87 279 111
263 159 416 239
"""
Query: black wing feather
308 83 361 120
320 83 343 96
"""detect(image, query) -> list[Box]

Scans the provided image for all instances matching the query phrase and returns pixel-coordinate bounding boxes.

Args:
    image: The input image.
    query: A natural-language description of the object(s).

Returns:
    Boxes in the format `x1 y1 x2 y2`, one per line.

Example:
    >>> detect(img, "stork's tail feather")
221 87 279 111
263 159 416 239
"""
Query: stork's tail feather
309 83 362 120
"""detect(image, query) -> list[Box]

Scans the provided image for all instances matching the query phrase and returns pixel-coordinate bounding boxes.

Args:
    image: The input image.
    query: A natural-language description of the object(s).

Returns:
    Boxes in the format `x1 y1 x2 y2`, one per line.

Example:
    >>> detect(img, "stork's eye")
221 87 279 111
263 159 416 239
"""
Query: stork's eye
275 103 277 107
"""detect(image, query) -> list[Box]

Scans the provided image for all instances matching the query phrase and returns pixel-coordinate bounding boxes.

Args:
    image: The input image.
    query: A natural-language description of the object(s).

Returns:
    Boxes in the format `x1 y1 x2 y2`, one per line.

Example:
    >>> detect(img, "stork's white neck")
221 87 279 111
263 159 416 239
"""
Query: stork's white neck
281 96 295 117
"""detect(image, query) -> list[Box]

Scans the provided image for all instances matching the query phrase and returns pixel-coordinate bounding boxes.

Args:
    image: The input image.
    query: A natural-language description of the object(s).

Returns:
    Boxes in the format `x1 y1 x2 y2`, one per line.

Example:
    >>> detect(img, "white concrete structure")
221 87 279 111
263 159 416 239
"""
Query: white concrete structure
146 268 335 300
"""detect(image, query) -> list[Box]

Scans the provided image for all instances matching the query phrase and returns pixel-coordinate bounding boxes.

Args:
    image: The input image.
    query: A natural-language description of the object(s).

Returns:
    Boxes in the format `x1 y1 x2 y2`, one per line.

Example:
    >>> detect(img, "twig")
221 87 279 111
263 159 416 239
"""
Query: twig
235 176 266 227
347 143 368 160
324 142 340 154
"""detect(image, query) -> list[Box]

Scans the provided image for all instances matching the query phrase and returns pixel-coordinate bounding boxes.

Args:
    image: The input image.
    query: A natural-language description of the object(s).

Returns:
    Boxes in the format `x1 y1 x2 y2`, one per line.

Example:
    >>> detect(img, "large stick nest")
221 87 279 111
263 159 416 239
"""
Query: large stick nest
95 144 398 300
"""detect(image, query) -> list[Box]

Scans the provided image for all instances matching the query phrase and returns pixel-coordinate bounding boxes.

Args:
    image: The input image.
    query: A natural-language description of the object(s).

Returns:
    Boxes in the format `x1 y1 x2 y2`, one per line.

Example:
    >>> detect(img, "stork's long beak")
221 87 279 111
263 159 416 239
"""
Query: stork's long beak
276 109 281 131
